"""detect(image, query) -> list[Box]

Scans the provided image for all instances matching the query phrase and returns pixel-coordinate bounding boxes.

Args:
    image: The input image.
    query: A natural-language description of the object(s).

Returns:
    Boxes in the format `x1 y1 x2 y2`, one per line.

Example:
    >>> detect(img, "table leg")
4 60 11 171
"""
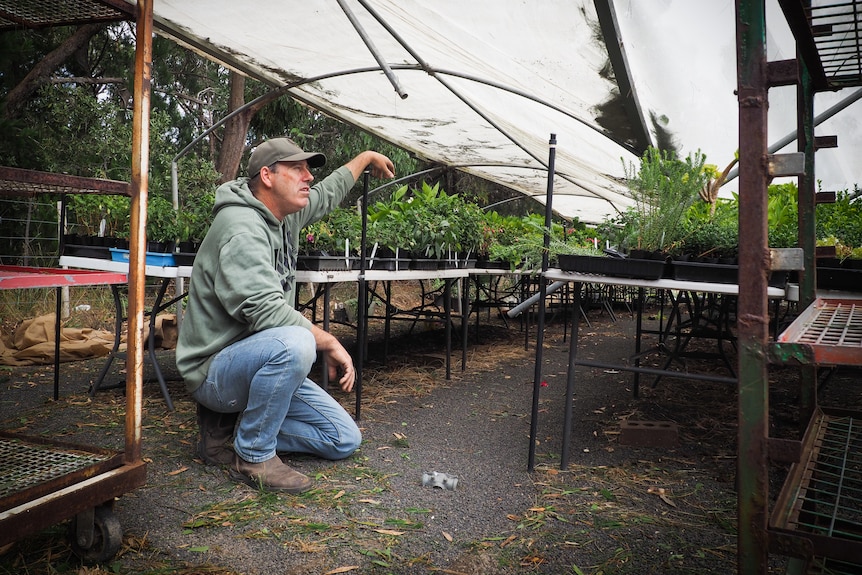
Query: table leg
91 284 124 397
444 278 452 380
53 287 62 400
461 277 469 371
633 287 645 398
560 281 583 469
149 279 174 411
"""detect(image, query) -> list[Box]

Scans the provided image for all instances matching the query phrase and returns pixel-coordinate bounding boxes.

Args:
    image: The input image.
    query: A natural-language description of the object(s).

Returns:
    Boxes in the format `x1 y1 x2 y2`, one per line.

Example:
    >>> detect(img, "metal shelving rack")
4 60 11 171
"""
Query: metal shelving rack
0 0 154 562
769 298 862 566
735 2 862 574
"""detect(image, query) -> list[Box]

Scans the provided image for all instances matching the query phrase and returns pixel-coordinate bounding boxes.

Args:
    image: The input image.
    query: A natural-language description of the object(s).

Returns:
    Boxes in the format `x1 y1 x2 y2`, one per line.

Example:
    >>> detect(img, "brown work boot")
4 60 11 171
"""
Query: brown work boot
196 403 238 466
229 454 313 494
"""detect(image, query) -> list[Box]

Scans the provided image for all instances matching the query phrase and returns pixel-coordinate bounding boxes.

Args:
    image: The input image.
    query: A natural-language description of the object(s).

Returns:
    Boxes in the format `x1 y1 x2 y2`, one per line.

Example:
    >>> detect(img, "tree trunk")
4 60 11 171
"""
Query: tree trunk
216 71 300 183
216 72 251 183
3 23 103 120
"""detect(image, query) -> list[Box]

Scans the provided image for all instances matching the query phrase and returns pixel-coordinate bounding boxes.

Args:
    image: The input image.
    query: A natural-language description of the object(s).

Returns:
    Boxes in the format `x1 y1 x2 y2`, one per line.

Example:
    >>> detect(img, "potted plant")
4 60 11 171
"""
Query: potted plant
145 194 180 253
486 214 549 273
64 194 131 258
299 207 360 270
176 189 214 252
616 146 709 259
367 191 414 270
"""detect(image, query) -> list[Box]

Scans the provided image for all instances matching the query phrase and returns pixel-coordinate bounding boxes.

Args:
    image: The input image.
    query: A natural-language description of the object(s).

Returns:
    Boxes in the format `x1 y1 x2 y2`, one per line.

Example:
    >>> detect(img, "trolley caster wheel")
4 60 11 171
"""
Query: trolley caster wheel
68 504 123 563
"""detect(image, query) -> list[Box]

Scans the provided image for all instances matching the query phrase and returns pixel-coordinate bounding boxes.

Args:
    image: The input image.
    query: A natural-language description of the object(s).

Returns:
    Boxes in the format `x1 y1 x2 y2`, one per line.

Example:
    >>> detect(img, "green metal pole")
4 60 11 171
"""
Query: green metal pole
797 59 818 430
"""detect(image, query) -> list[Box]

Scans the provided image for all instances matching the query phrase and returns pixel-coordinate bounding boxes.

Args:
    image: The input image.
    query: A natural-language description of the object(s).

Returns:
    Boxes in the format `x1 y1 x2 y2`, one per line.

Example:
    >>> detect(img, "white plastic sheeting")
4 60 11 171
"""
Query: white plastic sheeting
616 0 861 196
139 0 860 223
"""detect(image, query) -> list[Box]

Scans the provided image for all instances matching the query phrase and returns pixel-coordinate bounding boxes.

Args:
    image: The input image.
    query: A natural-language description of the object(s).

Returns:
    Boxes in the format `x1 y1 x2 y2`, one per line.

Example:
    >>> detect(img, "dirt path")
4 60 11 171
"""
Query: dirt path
3 303 855 574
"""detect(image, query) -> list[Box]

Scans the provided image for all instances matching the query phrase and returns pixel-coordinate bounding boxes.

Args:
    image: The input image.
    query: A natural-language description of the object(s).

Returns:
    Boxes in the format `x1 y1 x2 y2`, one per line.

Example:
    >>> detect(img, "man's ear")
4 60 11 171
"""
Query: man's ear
258 165 276 188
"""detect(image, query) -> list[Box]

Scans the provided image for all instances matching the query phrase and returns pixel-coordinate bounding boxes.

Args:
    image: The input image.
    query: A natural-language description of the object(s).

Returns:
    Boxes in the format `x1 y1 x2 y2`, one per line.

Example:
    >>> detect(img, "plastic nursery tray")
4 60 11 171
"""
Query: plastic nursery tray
62 244 112 260
557 254 666 280
173 252 196 266
109 248 176 267
671 261 738 284
297 255 352 271
817 267 862 292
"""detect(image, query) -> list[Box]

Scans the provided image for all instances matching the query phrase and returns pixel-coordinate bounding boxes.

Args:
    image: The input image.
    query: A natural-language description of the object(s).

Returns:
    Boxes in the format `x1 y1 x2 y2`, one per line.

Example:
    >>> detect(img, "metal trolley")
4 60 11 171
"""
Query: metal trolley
0 266 147 561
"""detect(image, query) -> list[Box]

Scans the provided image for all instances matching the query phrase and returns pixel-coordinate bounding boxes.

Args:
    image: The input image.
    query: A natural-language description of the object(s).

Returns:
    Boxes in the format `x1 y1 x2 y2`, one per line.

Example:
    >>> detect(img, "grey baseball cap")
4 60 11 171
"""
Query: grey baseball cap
247 137 326 178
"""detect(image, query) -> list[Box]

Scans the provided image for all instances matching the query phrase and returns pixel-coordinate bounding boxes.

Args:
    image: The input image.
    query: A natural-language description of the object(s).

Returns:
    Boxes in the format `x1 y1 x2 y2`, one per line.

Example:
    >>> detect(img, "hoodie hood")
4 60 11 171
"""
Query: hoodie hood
213 177 281 227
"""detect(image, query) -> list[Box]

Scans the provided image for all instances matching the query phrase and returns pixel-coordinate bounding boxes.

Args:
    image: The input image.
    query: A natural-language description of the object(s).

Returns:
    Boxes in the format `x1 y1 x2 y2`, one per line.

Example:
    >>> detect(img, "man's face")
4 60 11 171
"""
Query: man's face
268 160 314 215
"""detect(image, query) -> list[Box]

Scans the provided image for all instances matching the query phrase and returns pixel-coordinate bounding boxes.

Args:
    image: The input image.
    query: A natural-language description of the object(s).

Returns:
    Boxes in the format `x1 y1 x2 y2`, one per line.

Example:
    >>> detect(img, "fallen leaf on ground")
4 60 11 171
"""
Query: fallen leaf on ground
647 486 676 506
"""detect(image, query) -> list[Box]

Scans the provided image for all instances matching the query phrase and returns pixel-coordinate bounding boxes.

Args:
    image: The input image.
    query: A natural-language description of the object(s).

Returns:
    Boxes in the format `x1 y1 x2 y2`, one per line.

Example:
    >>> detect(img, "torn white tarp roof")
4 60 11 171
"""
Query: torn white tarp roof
139 0 860 223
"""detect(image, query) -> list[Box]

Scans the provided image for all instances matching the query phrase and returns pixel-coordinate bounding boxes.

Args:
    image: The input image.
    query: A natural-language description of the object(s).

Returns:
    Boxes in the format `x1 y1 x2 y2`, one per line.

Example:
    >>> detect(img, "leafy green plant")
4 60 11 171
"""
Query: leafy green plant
485 213 598 271
679 197 739 259
68 194 131 238
367 182 485 259
816 187 862 249
146 194 180 244
367 185 416 253
622 146 709 253
175 157 219 244
300 206 361 255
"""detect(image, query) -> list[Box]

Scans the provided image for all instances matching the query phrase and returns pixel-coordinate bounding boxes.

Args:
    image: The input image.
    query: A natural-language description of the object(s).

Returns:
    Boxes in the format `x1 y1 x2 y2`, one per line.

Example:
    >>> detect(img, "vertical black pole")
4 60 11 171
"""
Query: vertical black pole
527 133 557 471
355 170 370 419
54 287 61 400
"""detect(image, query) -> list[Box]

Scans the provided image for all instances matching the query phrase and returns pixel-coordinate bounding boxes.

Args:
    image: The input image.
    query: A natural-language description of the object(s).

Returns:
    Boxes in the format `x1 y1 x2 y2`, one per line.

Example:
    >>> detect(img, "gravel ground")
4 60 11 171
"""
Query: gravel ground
2 300 858 574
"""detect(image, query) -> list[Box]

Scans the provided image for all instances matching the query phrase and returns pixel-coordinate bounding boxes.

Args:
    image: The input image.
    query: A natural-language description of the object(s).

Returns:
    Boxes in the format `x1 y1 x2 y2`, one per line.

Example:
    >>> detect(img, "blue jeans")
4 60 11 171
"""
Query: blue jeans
191 326 361 463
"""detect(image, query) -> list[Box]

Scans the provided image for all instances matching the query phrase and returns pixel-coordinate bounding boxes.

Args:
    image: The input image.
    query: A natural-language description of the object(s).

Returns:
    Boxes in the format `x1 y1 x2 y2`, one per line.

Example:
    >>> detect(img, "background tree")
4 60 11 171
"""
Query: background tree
0 22 529 264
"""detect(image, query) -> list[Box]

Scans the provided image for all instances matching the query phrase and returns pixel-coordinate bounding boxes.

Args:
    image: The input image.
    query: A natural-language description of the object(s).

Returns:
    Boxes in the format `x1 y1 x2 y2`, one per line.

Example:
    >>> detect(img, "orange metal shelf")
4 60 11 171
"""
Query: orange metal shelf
776 298 862 366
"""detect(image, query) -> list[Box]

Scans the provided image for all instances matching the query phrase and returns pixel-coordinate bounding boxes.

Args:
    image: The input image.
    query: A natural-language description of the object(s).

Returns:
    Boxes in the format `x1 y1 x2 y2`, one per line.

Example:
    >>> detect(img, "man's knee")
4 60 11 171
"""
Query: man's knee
267 326 316 372
332 424 362 459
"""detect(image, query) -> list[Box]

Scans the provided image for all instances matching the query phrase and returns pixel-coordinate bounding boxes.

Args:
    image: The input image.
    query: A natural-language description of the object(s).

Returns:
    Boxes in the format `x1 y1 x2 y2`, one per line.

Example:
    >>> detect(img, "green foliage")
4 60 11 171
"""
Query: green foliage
622 146 709 252
366 184 417 253
301 206 361 255
146 194 180 243
486 213 598 271
365 182 485 258
67 194 131 238
766 183 799 249
175 156 219 243
679 197 739 258
816 187 862 249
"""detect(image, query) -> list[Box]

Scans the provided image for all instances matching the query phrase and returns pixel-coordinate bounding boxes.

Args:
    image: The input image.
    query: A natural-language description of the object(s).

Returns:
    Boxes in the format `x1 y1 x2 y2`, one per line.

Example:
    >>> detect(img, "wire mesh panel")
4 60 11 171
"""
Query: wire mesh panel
777 299 862 365
792 414 862 540
0 436 114 508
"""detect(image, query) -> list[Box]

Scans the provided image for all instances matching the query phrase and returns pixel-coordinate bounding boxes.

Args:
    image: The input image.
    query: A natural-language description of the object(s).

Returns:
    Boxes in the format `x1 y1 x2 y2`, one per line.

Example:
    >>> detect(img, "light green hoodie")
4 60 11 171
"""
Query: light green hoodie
176 166 355 392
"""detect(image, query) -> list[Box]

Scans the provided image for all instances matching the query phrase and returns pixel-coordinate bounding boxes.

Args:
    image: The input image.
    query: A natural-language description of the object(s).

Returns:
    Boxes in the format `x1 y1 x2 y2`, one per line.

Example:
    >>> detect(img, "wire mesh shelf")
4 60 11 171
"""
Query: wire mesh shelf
771 408 862 564
0 433 122 513
776 298 862 365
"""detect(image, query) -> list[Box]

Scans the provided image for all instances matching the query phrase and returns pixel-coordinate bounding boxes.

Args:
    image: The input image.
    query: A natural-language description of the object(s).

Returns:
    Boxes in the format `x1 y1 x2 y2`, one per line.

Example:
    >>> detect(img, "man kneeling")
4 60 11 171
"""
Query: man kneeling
176 137 395 492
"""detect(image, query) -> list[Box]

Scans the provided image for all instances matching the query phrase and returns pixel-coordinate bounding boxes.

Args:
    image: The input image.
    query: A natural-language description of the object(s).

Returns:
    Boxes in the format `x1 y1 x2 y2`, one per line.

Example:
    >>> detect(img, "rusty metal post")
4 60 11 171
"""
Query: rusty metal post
125 0 153 465
797 59 818 429
735 1 770 573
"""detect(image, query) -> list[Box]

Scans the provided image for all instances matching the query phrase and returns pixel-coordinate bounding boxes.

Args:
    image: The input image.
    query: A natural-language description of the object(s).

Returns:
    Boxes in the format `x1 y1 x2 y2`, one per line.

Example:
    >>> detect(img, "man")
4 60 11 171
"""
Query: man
176 137 395 493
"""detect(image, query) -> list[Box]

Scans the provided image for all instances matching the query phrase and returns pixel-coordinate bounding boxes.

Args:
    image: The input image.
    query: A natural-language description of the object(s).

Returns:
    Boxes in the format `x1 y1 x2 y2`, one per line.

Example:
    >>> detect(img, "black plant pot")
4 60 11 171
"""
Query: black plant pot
147 240 176 254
